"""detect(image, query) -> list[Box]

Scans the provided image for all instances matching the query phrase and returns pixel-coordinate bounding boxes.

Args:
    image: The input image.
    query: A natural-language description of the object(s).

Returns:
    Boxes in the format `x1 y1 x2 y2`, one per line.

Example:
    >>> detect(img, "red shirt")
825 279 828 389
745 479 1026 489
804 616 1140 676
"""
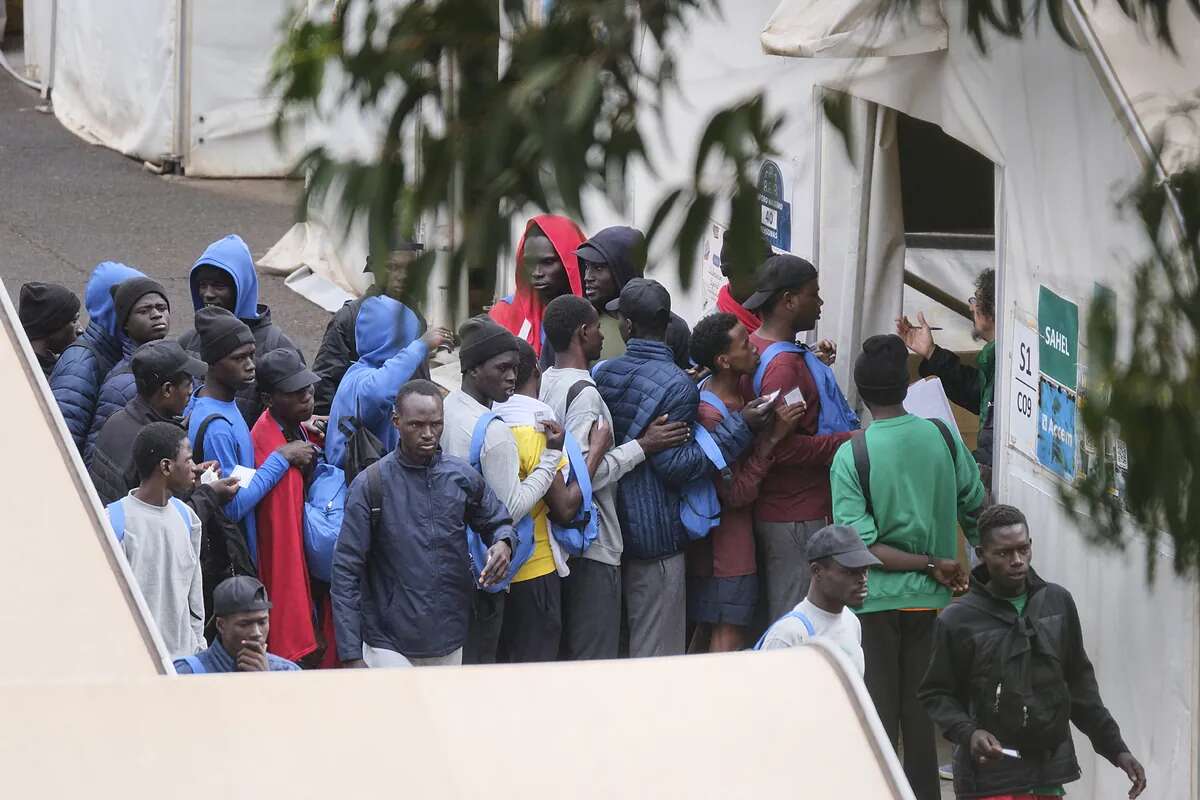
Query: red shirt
745 331 852 523
687 397 775 578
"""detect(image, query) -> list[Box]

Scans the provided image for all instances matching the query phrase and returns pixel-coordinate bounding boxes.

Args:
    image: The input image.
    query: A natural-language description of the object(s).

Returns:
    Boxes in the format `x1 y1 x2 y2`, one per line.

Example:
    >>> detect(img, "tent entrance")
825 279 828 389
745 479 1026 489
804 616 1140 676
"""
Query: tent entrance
814 90 1001 447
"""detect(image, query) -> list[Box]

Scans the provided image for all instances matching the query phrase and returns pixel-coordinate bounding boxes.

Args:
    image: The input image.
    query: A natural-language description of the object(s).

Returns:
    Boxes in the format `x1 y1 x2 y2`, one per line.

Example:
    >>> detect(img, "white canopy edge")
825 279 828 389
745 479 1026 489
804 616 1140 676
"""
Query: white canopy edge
761 0 947 58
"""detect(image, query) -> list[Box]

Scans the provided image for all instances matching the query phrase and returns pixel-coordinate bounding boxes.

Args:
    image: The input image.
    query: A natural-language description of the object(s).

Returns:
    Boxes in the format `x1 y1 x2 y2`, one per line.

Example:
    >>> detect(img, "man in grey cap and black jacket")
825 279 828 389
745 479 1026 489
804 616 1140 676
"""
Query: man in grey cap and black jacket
756 523 881 676
174 576 301 673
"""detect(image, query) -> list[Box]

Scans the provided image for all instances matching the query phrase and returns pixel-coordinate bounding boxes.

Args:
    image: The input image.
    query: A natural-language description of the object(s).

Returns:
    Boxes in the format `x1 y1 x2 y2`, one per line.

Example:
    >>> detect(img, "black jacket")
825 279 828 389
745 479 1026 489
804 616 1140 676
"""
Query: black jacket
312 295 429 415
331 448 517 661
919 566 1128 798
919 345 993 466
88 396 180 505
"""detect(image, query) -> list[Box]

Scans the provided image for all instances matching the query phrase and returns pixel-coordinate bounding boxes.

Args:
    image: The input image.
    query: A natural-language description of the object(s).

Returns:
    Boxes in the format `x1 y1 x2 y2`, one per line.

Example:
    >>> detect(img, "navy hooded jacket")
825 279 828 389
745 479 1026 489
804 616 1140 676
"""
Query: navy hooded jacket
323 296 428 470
49 262 146 451
594 338 753 559
84 339 138 462
177 235 303 424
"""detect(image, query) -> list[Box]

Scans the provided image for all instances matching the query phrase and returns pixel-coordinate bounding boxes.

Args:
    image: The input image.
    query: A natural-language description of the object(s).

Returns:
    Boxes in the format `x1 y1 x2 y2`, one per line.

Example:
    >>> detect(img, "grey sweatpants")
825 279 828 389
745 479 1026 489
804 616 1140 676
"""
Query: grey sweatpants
623 552 686 658
362 643 463 668
755 518 829 622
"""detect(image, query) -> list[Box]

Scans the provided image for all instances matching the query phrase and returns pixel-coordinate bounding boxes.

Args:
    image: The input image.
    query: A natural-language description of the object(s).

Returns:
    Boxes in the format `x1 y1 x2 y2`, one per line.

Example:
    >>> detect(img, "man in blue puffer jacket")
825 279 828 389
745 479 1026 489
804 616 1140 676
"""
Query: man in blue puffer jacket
177 234 303 426
594 278 772 657
84 278 172 461
50 261 147 452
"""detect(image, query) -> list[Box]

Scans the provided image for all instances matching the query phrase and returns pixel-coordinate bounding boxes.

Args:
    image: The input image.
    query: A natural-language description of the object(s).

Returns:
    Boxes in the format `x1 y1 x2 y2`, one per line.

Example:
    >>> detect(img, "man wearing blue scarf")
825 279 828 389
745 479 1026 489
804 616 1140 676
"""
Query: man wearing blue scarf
743 254 859 621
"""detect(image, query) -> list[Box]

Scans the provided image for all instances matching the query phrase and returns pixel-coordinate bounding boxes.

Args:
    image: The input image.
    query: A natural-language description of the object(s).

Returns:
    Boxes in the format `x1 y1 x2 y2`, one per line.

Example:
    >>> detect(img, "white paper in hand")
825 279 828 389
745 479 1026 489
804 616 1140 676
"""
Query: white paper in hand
229 465 257 486
199 468 219 486
902 377 961 439
784 388 805 406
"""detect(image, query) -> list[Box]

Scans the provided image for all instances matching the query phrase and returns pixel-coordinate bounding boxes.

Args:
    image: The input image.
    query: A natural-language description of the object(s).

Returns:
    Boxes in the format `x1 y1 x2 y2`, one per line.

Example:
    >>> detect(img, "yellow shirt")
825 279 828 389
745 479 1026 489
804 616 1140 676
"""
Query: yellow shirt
509 424 567 583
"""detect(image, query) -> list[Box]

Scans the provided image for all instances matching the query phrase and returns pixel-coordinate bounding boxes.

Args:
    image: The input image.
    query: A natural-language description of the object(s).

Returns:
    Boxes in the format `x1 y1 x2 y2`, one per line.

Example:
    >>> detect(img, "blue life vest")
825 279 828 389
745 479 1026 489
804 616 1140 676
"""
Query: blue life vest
107 496 192 543
753 609 816 650
549 431 599 556
467 412 537 593
302 457 348 582
751 341 860 434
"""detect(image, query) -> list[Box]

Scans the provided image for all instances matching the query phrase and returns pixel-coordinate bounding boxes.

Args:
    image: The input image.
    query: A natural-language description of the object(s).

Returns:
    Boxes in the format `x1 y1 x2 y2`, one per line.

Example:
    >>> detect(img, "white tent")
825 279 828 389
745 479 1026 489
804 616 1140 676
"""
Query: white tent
22 0 302 177
602 2 1198 797
0 280 913 798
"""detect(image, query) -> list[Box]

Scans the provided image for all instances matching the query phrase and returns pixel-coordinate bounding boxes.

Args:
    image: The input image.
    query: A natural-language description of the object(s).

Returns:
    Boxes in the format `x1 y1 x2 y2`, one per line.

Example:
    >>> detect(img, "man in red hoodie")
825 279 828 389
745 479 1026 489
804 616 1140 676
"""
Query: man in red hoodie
251 348 322 666
489 215 587 361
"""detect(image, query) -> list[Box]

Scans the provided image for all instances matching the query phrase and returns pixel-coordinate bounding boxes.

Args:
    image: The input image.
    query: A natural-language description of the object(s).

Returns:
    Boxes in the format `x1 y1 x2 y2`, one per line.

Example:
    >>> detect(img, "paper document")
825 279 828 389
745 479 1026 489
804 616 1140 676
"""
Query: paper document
902 377 962 439
784 388 805 406
199 468 219 486
229 465 257 486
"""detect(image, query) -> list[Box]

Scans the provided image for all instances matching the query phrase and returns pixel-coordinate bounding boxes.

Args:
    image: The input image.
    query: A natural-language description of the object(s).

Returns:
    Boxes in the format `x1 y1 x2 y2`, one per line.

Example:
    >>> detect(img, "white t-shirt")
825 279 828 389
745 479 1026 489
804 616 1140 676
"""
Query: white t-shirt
758 597 865 676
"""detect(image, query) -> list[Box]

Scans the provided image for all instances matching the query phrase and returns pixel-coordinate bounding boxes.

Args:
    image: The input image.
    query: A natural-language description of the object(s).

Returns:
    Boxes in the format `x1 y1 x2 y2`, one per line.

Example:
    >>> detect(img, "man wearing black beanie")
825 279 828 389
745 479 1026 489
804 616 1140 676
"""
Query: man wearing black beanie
188 307 316 570
85 278 173 458
440 316 565 664
828 334 985 800
18 282 82 378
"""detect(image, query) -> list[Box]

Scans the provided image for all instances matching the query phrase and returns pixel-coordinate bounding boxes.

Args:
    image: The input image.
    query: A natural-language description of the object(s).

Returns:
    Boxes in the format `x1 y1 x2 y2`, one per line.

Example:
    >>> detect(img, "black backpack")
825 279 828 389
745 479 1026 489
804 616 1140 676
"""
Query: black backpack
190 413 259 638
972 590 1072 754
338 414 386 485
850 417 957 515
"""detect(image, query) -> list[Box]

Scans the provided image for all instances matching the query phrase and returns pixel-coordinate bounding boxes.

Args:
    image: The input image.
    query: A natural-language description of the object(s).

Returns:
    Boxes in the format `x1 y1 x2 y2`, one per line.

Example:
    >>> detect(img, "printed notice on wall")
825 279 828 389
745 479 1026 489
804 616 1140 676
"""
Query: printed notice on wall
1009 318 1040 459
1037 286 1079 391
699 221 727 317
1036 378 1077 480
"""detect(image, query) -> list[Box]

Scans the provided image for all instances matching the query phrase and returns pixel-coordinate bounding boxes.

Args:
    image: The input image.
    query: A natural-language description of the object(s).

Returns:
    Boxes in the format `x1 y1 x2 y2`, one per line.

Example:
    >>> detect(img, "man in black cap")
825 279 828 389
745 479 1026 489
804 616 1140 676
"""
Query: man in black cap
593 278 770 657
250 348 324 665
828 334 985 800
312 243 430 415
188 307 316 573
576 227 692 367
88 340 209 505
743 254 855 624
756 524 881 676
174 576 301 673
440 316 566 663
86 278 173 458
18 282 82 378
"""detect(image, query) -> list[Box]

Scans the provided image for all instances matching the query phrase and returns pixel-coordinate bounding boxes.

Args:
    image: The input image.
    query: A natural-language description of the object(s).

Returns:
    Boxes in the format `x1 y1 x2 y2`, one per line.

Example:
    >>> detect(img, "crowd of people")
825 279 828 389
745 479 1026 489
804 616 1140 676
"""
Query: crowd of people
17 219 1145 799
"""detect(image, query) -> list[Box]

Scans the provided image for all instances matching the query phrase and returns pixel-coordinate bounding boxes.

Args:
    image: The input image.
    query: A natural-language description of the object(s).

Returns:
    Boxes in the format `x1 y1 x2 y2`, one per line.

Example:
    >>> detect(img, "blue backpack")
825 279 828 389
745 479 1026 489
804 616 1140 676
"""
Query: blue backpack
107 496 192 543
466 413 537 593
549 431 599 556
678 385 730 540
752 341 860 434
753 609 816 650
177 655 207 674
302 458 348 582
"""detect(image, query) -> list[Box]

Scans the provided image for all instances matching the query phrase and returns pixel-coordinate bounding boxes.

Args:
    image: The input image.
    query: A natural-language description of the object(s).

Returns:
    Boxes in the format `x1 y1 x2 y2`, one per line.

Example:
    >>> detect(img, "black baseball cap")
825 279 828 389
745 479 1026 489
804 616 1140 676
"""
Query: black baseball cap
212 576 273 616
257 348 319 394
131 340 207 388
806 524 883 569
742 254 818 311
605 277 671 324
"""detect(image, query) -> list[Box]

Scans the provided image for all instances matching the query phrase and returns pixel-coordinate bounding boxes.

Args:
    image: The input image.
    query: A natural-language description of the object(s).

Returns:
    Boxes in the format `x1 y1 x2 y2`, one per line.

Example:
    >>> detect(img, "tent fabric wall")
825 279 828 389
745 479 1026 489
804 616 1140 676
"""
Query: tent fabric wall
47 0 298 176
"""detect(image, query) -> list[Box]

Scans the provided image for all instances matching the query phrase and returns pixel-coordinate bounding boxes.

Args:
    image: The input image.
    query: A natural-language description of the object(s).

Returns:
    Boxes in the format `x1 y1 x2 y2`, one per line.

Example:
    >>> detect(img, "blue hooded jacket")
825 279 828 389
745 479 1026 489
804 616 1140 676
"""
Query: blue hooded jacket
50 262 146 451
324 296 427 470
177 234 302 425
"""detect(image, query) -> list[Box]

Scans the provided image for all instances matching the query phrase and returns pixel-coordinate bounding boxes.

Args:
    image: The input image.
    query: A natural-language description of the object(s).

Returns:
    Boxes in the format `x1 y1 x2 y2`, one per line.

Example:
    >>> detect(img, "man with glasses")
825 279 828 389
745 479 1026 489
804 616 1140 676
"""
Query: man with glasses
896 269 997 474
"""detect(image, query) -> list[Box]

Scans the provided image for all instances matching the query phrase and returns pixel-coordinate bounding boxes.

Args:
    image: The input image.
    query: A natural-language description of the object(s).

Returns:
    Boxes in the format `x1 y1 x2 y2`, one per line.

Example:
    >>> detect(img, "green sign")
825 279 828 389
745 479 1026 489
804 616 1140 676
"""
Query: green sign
1038 286 1078 390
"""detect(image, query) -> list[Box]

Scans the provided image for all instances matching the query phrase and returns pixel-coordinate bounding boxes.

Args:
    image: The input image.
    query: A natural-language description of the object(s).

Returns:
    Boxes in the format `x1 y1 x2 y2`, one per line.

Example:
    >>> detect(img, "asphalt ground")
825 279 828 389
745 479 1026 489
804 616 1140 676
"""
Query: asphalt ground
0 69 330 357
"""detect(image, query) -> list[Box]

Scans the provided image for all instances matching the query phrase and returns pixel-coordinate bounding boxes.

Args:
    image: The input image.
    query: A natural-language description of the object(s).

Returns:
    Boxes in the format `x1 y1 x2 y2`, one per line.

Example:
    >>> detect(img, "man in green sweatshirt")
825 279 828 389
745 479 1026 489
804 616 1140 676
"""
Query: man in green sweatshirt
830 334 985 800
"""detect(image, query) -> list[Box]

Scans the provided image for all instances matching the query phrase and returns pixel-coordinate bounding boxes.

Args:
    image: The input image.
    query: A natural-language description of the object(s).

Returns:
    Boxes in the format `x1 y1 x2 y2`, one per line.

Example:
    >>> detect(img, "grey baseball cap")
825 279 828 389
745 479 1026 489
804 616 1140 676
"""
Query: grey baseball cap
806 524 882 569
212 576 273 616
